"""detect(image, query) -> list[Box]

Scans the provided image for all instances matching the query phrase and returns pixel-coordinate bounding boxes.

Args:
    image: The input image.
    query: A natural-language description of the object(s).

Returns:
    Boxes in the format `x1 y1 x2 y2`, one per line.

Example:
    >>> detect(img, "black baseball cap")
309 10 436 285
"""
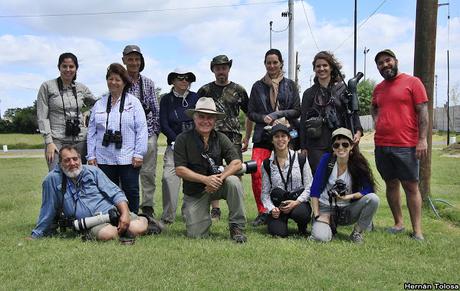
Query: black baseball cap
374 49 396 63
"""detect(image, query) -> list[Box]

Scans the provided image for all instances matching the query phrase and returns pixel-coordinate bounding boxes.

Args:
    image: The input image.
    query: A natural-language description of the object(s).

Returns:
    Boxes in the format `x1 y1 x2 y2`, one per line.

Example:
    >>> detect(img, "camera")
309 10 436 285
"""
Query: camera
327 179 348 198
270 187 305 207
65 118 80 136
73 208 120 232
102 130 123 149
181 121 194 132
325 108 340 130
141 101 151 115
201 152 257 175
57 208 120 232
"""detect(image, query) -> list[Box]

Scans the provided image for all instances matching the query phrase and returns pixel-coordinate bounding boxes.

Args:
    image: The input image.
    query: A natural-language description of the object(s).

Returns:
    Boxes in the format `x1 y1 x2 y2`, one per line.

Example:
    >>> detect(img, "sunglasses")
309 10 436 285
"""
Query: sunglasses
176 75 190 81
332 142 350 149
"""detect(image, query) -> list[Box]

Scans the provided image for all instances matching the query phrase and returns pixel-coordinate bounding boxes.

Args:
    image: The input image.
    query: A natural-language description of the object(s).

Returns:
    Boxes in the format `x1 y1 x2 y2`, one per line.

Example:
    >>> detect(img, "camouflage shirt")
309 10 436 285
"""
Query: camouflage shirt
197 82 248 144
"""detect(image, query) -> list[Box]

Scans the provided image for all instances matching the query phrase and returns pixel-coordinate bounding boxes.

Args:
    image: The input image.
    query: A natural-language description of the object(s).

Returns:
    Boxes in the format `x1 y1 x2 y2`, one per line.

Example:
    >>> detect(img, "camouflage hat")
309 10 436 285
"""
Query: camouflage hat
123 45 145 72
374 49 396 63
210 55 232 71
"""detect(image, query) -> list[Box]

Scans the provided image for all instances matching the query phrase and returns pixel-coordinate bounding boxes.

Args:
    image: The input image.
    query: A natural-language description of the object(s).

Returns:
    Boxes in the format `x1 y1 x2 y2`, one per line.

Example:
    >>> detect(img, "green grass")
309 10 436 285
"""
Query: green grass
0 150 459 290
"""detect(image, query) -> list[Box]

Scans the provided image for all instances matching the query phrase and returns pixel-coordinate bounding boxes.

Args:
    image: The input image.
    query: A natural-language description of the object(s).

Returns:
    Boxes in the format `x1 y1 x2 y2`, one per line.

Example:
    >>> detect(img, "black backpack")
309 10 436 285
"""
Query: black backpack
263 152 307 186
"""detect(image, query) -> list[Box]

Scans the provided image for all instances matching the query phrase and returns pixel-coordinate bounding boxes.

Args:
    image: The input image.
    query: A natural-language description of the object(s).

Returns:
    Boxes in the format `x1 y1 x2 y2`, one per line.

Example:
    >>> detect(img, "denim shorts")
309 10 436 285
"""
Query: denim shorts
375 146 419 181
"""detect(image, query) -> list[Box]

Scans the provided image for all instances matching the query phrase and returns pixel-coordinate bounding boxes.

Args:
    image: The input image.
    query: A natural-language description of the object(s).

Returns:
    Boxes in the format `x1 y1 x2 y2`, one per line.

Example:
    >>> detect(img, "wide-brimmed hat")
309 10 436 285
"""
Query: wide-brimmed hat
185 97 225 120
123 45 145 72
167 68 196 85
270 124 290 137
331 127 353 141
210 55 232 71
374 49 396 63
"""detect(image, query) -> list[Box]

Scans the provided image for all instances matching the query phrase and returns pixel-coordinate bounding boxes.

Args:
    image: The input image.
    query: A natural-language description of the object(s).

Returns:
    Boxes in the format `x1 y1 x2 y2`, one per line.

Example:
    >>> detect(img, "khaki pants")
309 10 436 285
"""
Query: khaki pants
183 176 246 238
140 134 158 210
161 146 181 222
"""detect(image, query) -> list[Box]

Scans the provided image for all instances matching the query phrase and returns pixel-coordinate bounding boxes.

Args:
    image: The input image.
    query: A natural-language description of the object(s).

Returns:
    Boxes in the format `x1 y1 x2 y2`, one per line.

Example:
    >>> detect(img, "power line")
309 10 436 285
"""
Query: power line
333 0 387 52
0 0 287 18
300 0 319 50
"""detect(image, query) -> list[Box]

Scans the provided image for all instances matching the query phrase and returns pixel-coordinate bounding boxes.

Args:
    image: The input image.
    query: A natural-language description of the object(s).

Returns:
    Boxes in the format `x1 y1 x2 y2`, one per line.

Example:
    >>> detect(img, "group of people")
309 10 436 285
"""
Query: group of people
30 46 428 244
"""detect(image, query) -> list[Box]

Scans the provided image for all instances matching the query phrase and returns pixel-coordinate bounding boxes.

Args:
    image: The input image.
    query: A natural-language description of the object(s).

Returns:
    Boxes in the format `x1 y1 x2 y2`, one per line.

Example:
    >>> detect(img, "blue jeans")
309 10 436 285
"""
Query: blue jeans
98 164 140 213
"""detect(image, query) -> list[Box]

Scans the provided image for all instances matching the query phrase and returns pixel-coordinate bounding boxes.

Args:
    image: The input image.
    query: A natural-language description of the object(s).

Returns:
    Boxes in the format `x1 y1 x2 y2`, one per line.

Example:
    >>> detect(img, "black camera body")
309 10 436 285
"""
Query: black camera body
57 208 120 233
270 187 305 207
65 118 81 136
328 179 348 198
325 108 340 130
102 130 123 149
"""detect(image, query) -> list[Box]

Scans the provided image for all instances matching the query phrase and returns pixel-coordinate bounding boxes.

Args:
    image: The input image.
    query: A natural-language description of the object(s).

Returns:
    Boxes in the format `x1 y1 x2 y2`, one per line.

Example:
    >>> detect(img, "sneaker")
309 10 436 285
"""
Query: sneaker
387 226 405 234
229 224 247 243
350 230 364 244
251 213 268 227
141 206 155 218
409 233 425 241
210 208 221 221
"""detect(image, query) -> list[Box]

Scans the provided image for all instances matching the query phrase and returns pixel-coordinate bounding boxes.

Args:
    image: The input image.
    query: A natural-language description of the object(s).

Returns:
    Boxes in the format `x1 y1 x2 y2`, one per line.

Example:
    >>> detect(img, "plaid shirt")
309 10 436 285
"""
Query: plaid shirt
127 74 160 137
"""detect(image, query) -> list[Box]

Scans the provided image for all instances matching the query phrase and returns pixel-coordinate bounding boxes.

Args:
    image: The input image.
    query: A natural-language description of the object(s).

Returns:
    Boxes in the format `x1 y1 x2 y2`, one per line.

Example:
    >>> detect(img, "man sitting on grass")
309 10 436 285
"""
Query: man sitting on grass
29 145 162 241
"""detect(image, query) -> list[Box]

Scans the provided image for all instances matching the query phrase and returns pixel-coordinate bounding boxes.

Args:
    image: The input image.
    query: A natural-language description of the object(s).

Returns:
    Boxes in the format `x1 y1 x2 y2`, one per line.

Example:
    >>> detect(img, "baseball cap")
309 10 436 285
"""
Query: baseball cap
374 49 396 63
331 127 353 141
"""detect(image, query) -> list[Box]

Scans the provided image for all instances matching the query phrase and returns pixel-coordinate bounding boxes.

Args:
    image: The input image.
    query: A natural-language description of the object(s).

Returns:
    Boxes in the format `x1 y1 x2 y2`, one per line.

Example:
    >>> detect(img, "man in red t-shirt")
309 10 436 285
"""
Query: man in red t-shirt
371 49 428 241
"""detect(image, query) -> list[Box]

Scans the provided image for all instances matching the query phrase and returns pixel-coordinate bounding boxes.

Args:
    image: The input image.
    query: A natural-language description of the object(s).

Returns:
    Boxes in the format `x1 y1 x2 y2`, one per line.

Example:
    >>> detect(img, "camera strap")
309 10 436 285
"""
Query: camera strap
263 152 306 186
104 91 126 133
275 151 294 191
56 77 79 121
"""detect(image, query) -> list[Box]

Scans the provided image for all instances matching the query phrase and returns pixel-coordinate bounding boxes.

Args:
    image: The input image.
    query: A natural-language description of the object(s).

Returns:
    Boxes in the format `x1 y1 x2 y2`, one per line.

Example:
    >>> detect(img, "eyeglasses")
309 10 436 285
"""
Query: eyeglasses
176 75 190 82
332 142 350 149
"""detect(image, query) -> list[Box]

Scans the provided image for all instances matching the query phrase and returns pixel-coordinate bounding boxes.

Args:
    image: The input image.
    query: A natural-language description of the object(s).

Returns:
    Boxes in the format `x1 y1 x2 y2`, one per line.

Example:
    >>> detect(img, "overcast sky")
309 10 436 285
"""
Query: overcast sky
0 0 458 116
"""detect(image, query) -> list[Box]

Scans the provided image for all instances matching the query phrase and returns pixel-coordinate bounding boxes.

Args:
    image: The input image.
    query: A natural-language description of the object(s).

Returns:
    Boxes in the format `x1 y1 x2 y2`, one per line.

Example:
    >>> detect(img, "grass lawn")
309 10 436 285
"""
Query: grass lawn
0 149 459 290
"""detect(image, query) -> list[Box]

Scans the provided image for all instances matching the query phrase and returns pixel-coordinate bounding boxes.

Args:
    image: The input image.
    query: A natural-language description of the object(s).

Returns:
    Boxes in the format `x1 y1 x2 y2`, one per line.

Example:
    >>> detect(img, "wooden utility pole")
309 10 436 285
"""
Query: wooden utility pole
413 0 438 200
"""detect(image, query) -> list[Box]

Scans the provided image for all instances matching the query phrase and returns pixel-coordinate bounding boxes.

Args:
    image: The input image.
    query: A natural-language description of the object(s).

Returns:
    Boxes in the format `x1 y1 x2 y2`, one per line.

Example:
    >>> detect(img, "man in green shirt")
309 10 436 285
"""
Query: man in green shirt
174 97 247 243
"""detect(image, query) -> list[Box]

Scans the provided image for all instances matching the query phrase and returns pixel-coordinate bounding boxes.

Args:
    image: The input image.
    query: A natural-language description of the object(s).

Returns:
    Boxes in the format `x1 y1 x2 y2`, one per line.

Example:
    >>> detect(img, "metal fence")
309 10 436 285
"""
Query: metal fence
359 105 460 133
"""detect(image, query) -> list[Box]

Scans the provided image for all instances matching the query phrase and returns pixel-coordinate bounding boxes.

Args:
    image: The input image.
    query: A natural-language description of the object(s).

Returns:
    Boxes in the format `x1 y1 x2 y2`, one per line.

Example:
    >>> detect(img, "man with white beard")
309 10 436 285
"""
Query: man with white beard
29 145 163 241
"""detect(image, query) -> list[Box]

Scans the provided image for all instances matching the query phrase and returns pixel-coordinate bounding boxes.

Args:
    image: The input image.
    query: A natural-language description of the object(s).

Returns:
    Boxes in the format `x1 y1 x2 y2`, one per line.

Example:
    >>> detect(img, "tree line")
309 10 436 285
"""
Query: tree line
0 81 375 134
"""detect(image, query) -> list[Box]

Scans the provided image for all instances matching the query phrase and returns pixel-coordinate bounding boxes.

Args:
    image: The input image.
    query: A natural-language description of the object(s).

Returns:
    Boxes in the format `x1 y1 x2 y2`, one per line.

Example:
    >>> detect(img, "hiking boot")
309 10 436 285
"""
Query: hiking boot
251 213 268 227
229 224 247 243
141 206 155 218
350 230 364 244
139 214 164 235
210 207 221 221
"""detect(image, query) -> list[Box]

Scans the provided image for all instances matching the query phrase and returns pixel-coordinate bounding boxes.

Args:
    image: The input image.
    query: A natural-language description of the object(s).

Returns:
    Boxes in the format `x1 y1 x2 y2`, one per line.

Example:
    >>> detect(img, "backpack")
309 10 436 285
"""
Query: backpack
263 152 307 186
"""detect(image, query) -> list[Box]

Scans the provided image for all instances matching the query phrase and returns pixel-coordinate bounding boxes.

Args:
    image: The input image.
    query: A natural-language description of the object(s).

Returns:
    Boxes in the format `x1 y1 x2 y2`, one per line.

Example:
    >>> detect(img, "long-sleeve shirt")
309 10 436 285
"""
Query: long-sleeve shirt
31 165 128 238
86 93 148 165
159 90 199 145
310 153 373 207
36 79 97 144
126 74 160 137
261 149 313 212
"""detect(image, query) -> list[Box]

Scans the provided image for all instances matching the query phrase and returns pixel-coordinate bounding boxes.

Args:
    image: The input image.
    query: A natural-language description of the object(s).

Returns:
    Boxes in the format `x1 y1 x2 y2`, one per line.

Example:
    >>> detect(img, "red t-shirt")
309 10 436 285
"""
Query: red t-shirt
372 73 428 147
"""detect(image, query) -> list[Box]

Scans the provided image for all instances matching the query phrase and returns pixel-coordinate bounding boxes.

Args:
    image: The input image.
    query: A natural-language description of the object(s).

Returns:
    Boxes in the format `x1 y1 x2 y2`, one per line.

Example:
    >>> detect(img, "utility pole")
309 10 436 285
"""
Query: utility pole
439 2 450 145
288 0 295 80
414 0 438 200
353 0 358 76
363 47 370 80
269 21 273 49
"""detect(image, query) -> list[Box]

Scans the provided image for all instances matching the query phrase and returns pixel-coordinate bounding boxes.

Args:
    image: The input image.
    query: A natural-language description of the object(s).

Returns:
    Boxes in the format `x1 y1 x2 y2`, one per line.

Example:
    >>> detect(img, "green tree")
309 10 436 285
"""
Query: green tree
357 79 376 116
1 102 38 133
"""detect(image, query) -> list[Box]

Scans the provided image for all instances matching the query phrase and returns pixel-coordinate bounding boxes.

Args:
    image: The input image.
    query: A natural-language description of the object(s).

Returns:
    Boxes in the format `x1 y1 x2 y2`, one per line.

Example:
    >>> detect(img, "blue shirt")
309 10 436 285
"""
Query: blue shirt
87 93 148 165
31 165 128 238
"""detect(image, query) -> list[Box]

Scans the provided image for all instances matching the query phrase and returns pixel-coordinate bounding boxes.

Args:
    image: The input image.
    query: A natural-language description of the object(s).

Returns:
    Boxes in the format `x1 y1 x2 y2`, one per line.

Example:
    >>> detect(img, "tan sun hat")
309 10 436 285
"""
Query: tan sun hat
185 97 226 120
331 127 353 141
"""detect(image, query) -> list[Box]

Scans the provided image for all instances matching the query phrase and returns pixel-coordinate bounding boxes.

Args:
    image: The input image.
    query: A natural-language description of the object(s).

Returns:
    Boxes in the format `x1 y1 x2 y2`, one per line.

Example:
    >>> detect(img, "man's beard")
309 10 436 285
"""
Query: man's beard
380 64 398 80
62 164 82 179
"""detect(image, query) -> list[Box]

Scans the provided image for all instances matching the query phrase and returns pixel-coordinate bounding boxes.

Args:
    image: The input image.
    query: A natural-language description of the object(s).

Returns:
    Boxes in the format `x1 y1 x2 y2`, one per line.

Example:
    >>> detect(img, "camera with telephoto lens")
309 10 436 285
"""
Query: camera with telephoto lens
327 179 348 198
57 208 120 232
270 187 305 207
102 130 123 149
65 118 80 136
201 152 257 175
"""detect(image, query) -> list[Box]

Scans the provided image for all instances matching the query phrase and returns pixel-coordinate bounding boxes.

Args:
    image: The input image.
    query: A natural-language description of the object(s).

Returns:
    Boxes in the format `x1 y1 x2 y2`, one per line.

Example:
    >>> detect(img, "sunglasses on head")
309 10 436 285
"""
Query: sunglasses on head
176 75 190 81
332 142 350 149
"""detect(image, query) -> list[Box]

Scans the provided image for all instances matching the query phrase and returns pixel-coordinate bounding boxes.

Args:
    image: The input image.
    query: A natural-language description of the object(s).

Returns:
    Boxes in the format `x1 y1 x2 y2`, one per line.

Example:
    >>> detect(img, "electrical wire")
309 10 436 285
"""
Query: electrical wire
301 0 319 50
333 0 387 52
0 0 287 18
